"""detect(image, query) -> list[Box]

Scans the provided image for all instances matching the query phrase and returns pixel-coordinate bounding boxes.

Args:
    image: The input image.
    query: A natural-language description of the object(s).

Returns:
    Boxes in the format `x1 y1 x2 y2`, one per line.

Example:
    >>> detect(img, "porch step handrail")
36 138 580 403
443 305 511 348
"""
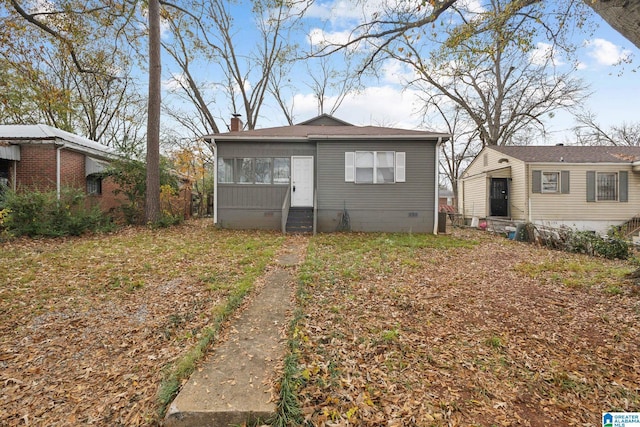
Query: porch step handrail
619 214 640 238
281 190 291 234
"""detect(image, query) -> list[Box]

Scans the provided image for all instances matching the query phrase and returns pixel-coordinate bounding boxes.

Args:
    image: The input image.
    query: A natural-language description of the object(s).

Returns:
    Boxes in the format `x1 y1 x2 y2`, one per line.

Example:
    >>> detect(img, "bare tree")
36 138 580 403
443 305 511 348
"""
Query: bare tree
427 102 482 203
160 0 311 136
392 0 588 147
305 56 360 116
573 110 640 146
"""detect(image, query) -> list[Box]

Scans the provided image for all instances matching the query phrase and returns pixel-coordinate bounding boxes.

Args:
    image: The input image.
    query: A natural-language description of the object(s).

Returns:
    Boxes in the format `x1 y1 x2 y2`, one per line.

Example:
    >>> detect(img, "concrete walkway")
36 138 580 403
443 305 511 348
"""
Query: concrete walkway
164 236 307 427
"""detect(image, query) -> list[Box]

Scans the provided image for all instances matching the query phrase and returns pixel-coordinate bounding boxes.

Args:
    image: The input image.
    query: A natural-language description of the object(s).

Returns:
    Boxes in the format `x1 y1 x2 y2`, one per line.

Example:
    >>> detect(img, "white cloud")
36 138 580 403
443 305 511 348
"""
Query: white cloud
380 60 418 85
163 73 188 91
27 0 55 13
457 0 486 16
291 85 434 130
584 38 632 66
304 0 389 24
308 28 357 49
529 42 565 67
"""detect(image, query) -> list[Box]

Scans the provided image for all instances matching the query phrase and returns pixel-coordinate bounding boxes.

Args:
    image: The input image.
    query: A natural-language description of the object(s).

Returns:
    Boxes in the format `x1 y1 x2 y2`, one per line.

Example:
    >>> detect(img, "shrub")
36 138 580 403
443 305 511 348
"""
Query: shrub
531 224 629 260
0 187 114 237
106 158 181 225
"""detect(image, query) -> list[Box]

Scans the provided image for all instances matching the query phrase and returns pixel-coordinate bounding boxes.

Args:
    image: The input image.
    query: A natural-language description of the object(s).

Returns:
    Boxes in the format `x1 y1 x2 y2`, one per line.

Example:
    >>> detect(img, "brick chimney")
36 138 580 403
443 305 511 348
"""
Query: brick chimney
230 113 243 132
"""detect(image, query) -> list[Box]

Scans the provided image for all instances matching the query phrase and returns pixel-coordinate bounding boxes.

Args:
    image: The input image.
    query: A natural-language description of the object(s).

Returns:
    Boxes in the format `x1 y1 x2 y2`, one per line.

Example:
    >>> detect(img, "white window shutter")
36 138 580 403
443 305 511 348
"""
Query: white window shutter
395 152 406 182
345 152 355 182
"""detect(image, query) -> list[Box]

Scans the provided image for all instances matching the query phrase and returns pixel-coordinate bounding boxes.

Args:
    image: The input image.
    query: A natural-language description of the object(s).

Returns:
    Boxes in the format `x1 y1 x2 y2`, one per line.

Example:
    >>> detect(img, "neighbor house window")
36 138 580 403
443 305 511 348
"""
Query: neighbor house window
237 158 254 183
254 158 272 184
218 158 234 183
532 170 570 194
597 172 617 201
273 158 290 184
542 172 559 193
87 175 102 195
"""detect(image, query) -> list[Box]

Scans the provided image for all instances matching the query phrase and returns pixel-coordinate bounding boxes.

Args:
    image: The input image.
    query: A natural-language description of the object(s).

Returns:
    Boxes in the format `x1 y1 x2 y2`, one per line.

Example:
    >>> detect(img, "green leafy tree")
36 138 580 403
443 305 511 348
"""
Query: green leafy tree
107 158 178 225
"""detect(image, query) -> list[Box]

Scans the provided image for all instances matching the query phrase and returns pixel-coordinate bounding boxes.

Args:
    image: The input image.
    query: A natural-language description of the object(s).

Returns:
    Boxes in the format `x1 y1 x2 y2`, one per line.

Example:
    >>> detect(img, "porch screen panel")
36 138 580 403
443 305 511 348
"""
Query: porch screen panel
273 158 290 184
254 158 272 184
218 158 234 183
237 158 254 183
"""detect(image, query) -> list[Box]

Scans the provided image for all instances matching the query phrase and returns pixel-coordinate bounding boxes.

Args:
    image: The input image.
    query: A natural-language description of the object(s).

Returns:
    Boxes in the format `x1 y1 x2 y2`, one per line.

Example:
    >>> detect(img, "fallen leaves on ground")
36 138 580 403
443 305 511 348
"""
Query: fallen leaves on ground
0 220 283 426
292 229 640 426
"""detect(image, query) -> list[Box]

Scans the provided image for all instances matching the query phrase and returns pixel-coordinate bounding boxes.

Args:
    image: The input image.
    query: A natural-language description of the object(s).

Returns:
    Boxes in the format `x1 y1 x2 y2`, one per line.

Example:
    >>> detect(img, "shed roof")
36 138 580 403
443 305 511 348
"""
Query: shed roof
0 124 116 159
207 114 450 142
490 145 640 163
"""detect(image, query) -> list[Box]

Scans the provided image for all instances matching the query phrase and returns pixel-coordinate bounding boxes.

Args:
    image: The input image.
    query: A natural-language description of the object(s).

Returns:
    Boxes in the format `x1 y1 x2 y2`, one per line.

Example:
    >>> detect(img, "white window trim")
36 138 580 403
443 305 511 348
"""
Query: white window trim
345 151 405 184
541 171 559 193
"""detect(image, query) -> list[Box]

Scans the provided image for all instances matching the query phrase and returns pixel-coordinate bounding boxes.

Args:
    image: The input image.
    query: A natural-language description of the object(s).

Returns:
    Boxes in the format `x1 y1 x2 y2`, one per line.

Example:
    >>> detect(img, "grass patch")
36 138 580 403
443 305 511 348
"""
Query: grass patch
514 258 632 290
156 232 280 418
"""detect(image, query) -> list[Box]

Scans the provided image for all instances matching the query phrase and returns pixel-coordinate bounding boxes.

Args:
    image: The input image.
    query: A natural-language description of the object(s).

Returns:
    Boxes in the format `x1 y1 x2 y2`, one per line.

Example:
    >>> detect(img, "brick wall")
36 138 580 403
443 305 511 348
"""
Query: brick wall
15 144 126 214
15 145 58 190
14 143 192 221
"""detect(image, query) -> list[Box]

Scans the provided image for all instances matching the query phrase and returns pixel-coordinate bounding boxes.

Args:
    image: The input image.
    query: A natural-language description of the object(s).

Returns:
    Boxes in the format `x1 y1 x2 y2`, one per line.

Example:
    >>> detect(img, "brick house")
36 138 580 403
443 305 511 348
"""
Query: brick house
0 124 123 212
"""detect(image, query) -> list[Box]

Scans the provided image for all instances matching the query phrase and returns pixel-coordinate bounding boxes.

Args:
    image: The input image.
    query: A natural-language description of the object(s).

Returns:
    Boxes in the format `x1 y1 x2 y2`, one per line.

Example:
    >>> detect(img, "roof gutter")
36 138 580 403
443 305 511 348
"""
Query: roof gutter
434 137 443 235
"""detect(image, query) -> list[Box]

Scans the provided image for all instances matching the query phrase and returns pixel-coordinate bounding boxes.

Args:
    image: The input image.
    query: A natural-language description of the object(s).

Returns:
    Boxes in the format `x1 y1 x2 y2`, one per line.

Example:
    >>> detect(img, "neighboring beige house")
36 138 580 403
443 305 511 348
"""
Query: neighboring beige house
459 145 640 234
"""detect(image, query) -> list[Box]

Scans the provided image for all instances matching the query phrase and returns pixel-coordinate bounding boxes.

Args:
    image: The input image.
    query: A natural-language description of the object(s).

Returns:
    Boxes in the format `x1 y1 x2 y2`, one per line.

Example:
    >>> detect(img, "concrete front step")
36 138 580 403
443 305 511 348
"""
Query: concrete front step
164 242 303 426
286 208 313 234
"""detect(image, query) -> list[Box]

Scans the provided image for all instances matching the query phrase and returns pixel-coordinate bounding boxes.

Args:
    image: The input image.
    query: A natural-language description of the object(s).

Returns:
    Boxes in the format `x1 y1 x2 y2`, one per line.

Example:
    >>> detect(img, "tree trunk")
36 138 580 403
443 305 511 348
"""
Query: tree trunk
145 0 161 223
586 0 640 49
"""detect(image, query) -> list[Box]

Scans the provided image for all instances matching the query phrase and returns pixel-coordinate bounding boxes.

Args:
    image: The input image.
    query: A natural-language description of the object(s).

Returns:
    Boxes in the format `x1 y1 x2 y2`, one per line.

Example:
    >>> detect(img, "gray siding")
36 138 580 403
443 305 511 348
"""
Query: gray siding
316 140 437 233
217 141 315 158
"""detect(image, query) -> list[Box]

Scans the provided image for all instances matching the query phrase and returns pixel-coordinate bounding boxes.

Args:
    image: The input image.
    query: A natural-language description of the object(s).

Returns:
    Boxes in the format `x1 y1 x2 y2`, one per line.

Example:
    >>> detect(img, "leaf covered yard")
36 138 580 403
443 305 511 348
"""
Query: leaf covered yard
0 221 283 426
1 222 639 426
291 230 640 426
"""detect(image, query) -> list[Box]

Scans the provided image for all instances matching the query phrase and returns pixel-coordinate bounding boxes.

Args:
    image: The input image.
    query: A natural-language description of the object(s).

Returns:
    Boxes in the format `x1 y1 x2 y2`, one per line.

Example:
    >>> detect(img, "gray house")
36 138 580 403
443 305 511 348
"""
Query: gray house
205 114 450 234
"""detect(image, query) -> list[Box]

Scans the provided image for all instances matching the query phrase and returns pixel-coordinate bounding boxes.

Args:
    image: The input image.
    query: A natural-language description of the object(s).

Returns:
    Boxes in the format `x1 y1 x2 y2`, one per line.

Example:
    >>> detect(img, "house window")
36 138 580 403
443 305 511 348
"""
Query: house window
87 175 102 195
254 158 272 184
542 172 559 193
597 172 617 201
355 152 374 183
218 158 234 183
354 151 396 184
273 158 290 184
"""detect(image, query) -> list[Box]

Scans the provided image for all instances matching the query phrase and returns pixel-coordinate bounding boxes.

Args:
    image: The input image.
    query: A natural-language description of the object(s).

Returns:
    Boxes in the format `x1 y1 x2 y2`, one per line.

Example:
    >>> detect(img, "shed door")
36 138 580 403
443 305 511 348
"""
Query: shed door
291 156 314 207
489 178 509 217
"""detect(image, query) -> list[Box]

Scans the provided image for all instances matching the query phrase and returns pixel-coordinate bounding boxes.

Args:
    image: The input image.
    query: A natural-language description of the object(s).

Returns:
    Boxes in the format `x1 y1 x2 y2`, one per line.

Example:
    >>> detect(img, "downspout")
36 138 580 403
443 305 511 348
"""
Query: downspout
524 163 532 222
12 160 17 191
434 137 443 234
56 143 65 200
206 138 218 225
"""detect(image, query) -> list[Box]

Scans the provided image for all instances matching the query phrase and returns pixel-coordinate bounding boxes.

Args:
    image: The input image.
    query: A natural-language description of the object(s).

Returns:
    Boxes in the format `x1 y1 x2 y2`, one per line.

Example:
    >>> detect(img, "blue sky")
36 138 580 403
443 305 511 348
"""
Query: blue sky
160 0 639 143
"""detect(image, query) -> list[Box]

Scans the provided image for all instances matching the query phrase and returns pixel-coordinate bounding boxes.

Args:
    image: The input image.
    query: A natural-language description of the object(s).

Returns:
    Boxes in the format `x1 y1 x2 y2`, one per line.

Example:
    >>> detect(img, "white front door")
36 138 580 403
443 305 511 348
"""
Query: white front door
291 156 314 207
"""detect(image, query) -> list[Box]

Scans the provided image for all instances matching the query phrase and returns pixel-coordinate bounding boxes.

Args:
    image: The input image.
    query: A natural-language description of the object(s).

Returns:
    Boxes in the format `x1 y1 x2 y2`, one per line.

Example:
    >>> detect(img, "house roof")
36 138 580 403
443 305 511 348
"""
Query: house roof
206 114 450 142
0 124 116 159
490 145 640 163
